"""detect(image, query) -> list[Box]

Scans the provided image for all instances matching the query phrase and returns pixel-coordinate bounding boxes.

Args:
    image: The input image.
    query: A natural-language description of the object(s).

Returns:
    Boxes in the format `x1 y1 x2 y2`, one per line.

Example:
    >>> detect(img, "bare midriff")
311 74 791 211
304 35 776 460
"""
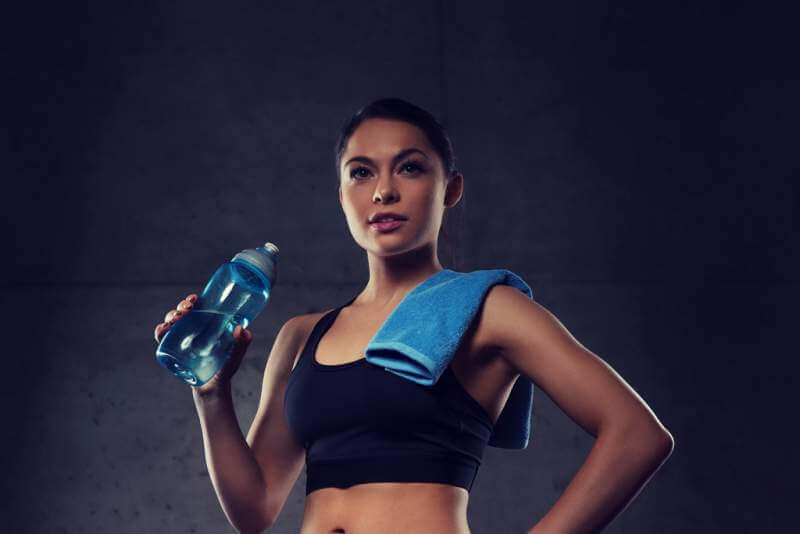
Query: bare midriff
299 481 471 534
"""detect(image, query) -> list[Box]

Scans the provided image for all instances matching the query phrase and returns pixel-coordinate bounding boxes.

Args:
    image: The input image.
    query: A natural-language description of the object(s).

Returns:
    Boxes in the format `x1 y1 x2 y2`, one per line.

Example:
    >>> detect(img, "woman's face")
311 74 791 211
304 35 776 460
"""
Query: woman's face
338 118 461 257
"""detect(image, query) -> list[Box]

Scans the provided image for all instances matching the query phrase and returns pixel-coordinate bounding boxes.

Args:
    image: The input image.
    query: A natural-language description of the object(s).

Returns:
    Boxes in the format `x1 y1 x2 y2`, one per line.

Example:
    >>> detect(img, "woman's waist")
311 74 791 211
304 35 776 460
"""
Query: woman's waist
301 481 470 534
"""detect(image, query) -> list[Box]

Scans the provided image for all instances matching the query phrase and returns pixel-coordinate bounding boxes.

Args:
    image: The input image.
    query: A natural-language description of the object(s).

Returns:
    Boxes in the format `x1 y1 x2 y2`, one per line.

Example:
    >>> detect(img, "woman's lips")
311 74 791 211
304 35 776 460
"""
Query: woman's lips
369 219 405 232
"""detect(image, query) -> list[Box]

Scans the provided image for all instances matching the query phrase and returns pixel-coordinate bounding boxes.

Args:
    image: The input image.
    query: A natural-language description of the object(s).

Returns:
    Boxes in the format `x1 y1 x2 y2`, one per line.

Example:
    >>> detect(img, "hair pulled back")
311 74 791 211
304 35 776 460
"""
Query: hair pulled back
334 97 460 181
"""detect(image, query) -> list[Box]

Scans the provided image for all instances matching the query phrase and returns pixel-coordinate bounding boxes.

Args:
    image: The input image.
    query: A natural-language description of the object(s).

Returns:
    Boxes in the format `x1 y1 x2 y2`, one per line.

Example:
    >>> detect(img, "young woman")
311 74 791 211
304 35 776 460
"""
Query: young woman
154 98 674 533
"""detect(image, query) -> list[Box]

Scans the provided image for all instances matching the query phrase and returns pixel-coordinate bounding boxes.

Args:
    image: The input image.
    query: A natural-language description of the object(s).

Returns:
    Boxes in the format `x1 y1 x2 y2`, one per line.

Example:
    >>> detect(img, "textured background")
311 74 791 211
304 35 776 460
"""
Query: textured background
4 1 797 532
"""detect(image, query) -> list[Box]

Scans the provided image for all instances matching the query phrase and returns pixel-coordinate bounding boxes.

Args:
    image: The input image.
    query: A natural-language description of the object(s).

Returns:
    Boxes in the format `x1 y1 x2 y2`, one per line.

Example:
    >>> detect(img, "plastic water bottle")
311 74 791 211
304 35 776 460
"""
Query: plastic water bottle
155 242 279 386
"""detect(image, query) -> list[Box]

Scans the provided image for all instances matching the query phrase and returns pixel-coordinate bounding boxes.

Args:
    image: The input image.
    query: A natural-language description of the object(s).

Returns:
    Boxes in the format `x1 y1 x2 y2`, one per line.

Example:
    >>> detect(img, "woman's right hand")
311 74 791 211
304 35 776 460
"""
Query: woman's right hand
154 293 253 398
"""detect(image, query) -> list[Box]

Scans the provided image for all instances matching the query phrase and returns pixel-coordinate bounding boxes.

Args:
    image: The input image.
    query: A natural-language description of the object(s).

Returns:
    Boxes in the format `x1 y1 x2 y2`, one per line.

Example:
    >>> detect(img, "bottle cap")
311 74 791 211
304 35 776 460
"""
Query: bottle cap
263 242 279 255
231 242 279 285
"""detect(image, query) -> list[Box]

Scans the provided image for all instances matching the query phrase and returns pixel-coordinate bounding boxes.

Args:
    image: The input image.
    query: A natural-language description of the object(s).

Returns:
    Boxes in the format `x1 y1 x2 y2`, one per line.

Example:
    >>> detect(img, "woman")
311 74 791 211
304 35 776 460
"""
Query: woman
154 98 674 533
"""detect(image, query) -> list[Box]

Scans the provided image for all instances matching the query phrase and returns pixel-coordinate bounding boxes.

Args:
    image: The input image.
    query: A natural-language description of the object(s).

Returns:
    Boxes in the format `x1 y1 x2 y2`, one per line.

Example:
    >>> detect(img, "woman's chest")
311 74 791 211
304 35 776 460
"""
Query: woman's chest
290 302 518 428
314 307 390 365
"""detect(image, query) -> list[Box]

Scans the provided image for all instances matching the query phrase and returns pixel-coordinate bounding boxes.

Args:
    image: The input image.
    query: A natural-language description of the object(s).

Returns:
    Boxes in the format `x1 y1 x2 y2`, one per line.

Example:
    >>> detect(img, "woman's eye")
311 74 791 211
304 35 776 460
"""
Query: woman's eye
349 160 425 181
350 167 370 180
400 161 424 174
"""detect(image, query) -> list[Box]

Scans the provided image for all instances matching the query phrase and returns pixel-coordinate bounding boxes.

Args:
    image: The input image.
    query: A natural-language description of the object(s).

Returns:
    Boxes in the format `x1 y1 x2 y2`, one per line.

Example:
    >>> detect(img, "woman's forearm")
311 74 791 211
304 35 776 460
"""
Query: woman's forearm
193 387 270 533
528 422 674 534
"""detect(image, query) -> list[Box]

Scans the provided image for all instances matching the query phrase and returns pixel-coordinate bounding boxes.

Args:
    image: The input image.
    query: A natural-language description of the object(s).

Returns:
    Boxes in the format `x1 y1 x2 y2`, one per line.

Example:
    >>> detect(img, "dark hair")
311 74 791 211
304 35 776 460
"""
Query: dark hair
334 97 460 178
334 97 464 270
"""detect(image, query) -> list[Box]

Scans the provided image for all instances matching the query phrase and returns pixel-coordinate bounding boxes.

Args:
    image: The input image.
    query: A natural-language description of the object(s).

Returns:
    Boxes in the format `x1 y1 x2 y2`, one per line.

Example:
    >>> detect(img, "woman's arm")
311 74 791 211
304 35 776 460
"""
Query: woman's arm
482 286 675 534
192 316 308 532
193 386 271 534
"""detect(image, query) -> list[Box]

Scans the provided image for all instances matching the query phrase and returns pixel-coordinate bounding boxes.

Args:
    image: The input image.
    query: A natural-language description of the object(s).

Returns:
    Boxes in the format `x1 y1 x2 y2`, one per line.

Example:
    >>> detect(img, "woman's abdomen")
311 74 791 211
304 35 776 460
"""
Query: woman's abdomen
300 481 471 534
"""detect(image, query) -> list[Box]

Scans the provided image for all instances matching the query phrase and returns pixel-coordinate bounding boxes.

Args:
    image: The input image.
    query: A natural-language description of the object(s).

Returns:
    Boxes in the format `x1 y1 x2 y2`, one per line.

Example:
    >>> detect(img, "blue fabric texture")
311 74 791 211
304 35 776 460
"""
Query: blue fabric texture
364 268 535 449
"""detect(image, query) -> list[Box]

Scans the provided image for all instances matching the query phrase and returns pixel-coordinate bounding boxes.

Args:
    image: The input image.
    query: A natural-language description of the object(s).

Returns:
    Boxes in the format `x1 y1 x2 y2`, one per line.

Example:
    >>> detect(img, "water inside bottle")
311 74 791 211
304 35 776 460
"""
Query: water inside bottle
156 309 247 386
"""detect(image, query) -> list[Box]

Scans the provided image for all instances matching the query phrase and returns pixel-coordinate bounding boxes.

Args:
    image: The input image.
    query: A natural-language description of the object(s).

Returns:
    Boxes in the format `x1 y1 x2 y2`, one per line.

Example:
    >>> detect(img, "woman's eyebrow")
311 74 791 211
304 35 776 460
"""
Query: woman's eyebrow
343 147 428 168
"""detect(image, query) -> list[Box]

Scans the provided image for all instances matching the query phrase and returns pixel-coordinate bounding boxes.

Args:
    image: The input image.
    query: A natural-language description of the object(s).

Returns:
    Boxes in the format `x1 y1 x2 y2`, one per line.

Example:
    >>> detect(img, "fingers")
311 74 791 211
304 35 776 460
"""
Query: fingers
164 295 197 322
154 323 167 343
234 324 252 344
154 294 199 343
179 294 198 311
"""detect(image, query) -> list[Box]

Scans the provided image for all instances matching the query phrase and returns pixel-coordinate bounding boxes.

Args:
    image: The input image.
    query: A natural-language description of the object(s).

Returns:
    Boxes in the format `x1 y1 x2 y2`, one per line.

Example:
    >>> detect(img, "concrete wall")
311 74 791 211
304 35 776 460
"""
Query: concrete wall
4 1 797 532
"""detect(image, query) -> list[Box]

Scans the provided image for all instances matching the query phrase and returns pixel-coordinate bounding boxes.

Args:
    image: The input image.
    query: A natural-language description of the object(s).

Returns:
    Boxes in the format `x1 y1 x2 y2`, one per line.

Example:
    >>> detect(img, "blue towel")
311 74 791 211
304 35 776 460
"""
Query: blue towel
364 268 534 449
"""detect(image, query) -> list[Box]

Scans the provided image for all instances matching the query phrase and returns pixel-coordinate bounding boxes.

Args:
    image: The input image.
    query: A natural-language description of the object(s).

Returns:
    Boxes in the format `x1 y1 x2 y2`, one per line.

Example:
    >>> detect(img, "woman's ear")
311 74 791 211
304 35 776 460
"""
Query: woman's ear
444 172 464 208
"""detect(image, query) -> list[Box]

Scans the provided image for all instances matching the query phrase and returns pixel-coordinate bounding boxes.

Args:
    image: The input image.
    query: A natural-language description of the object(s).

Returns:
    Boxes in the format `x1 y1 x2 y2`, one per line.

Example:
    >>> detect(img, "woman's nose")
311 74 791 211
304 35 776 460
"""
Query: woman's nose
373 175 399 203
374 189 398 203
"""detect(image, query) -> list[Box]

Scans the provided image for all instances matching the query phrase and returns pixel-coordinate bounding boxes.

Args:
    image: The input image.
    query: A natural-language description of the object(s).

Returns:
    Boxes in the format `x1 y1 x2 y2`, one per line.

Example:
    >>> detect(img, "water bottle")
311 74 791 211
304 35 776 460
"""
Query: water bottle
155 242 279 386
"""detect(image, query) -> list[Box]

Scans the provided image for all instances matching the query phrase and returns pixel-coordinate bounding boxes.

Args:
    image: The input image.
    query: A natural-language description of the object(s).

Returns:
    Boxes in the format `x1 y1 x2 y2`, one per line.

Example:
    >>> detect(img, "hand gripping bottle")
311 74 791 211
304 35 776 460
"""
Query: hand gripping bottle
155 242 279 386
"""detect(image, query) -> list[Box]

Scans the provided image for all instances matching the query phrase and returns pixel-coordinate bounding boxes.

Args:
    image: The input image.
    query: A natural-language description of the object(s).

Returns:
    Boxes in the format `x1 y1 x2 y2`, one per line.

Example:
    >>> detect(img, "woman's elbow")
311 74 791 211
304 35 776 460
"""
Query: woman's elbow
613 415 675 462
635 421 675 462
236 520 271 534
233 511 273 534
655 426 675 459
650 425 675 461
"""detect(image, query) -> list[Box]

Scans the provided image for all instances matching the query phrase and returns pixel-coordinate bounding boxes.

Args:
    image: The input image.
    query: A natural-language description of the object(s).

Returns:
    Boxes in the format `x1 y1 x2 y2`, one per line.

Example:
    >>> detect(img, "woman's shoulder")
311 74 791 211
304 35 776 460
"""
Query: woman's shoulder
284 307 335 339
476 283 541 350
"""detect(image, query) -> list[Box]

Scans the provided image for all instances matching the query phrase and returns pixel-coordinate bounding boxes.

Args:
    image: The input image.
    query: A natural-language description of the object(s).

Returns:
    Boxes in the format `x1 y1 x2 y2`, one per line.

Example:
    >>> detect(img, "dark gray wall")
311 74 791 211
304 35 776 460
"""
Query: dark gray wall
4 1 797 532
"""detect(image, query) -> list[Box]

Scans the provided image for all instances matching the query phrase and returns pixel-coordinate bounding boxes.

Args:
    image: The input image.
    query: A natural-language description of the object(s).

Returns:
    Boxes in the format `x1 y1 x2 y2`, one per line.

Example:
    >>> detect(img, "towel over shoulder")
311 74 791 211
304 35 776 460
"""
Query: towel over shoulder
364 268 535 449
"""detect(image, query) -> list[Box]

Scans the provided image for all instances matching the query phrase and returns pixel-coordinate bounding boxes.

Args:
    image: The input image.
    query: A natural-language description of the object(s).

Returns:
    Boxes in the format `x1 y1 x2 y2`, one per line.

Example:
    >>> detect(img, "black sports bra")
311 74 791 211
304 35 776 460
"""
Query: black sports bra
283 296 495 495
